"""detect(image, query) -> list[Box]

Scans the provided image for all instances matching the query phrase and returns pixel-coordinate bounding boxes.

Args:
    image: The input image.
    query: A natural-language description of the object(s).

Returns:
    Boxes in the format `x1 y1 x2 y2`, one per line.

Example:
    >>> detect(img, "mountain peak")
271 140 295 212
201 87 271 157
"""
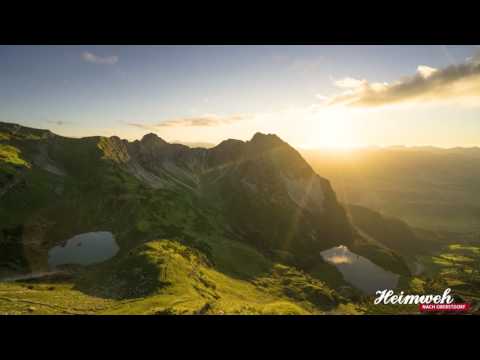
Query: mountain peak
251 132 280 141
215 138 245 148
141 133 168 145
249 132 286 150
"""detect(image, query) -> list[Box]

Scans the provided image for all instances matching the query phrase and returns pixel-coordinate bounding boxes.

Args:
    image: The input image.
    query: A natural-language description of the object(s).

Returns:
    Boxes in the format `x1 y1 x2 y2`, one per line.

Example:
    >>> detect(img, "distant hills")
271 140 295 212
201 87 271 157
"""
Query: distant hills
302 147 480 234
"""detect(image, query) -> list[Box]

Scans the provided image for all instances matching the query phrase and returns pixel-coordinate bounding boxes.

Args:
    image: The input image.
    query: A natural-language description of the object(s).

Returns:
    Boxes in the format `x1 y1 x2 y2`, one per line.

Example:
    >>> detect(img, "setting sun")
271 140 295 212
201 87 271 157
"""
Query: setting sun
299 108 362 149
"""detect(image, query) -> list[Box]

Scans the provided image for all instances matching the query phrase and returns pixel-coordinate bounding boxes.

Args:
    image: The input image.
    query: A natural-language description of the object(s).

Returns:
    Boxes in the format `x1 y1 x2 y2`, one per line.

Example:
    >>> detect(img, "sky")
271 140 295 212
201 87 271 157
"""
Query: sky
1 45 479 148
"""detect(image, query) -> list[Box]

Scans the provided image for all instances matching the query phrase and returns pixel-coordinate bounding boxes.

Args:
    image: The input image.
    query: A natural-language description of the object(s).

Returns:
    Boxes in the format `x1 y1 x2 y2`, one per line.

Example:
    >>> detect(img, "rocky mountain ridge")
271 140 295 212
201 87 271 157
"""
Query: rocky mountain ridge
0 121 408 281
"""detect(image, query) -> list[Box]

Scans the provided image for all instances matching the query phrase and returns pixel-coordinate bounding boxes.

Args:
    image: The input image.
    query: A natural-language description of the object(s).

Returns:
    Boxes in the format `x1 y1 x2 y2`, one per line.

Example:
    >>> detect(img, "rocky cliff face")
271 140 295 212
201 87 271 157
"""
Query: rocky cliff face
92 130 354 262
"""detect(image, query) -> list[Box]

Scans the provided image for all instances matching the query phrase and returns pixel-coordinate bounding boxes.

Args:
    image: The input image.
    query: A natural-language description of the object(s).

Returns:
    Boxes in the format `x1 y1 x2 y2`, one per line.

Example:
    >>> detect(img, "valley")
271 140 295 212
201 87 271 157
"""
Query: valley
1 121 479 315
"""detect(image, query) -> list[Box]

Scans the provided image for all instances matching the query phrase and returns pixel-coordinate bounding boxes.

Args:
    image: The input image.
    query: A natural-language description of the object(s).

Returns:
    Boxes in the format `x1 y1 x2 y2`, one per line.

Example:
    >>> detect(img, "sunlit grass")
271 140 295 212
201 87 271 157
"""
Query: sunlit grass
0 144 29 167
439 253 474 263
1 240 339 315
448 244 480 255
0 132 11 141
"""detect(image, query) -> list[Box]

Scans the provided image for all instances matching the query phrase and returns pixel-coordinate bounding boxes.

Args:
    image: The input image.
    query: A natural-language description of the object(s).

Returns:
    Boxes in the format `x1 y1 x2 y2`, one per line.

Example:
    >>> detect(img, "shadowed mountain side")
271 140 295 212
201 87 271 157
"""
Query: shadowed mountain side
93 130 356 260
347 204 446 257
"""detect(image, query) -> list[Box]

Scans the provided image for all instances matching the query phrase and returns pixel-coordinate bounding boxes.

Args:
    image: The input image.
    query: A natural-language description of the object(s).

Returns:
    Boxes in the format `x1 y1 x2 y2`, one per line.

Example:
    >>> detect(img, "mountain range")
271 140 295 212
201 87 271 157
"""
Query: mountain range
0 121 448 314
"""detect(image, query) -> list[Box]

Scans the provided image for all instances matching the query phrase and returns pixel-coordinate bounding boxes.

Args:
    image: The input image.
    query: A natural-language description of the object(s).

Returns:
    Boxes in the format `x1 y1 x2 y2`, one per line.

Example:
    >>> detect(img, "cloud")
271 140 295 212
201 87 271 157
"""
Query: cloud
326 53 480 107
47 120 70 126
417 65 438 79
334 77 367 89
126 114 249 130
315 94 329 101
82 51 119 65
126 122 154 130
159 114 248 127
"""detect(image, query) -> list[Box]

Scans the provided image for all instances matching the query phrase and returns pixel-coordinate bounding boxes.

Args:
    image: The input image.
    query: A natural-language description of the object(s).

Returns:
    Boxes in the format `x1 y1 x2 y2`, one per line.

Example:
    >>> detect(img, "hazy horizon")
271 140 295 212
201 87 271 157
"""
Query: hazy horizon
4 119 480 152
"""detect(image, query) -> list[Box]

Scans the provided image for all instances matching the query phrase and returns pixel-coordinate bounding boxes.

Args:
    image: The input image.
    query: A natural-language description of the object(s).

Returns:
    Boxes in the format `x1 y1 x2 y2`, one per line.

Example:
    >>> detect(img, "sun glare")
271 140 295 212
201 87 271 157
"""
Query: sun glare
301 108 362 149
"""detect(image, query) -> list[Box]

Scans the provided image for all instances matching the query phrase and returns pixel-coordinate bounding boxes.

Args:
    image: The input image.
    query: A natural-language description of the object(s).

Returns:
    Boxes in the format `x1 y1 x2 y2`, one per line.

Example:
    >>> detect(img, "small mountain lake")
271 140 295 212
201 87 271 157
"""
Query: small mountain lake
48 231 119 268
320 245 399 295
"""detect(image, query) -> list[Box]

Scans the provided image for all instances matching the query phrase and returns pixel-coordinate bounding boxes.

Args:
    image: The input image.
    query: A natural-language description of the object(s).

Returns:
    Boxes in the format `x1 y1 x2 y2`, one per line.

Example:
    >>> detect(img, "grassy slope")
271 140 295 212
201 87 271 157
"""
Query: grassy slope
0 240 348 315
0 144 30 168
